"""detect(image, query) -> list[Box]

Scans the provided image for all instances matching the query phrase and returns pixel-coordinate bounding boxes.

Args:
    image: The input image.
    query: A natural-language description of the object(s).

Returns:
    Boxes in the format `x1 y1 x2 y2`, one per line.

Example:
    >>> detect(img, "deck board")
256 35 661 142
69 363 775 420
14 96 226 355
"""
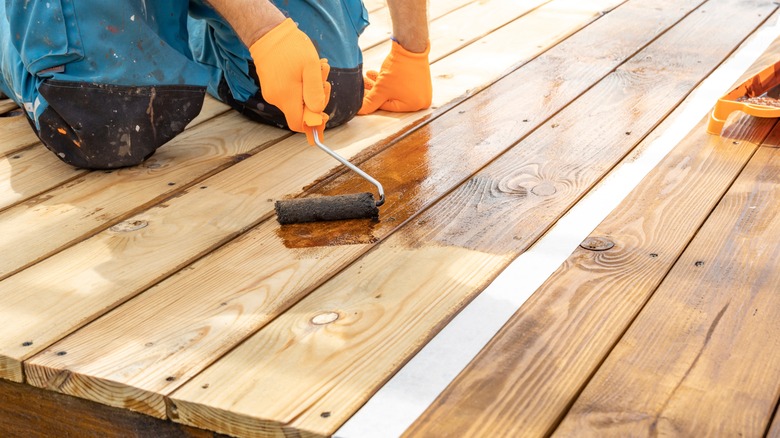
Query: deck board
0 378 226 438
0 0 778 436
19 0 624 421
405 23 780 438
168 0 775 435
362 0 549 69
0 96 230 213
0 99 18 114
358 0 476 52
771 410 780 438
0 114 40 156
554 138 780 437
405 92 779 438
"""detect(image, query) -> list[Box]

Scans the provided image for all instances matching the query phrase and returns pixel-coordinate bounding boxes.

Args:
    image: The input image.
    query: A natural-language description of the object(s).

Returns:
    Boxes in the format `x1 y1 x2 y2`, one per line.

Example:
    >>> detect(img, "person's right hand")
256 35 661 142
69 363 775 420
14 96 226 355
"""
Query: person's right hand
249 18 331 145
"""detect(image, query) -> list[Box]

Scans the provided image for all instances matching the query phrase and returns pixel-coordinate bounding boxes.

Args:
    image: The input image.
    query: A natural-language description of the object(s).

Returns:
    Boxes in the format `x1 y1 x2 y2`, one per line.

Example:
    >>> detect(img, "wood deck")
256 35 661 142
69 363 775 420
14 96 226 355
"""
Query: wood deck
1 0 779 436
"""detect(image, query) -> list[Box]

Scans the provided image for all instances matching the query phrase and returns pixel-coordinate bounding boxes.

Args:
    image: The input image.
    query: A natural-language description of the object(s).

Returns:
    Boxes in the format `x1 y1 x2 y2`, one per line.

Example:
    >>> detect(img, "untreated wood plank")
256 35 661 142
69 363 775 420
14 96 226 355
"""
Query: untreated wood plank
0 113 288 280
553 142 780 437
7 0 613 388
0 96 230 213
0 145 83 212
166 1 776 436
363 0 549 69
405 27 780 438
770 407 780 438
184 94 231 130
0 94 228 160
0 98 18 114
359 0 477 51
363 0 385 12
0 378 227 438
0 113 39 156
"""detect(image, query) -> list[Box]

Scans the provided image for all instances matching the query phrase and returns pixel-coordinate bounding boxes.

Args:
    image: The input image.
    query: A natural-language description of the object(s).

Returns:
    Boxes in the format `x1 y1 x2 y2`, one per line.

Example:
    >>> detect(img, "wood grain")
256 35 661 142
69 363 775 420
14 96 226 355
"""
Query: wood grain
406 25 780 438
362 0 386 12
168 1 775 435
0 378 228 438
0 145 83 212
405 116 778 438
770 409 780 438
0 98 18 114
9 0 612 389
0 5 772 434
359 0 476 51
0 113 287 280
0 113 40 156
553 143 780 437
185 94 231 130
0 96 229 213
0 94 227 160
362 0 549 69
20 0 626 417
0 0 544 282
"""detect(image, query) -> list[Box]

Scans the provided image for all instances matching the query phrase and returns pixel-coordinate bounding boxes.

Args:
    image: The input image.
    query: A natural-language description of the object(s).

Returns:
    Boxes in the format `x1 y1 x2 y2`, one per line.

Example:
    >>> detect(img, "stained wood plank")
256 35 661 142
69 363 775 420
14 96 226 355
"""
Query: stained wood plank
553 142 780 436
405 118 778 437
6 0 613 387
166 1 776 436
406 29 780 438
0 378 227 438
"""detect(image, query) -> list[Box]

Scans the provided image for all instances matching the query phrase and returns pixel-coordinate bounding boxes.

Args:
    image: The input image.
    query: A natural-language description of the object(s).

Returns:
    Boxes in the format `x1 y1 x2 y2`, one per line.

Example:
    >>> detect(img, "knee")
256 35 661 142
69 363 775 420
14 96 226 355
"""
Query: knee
324 65 364 128
36 81 205 170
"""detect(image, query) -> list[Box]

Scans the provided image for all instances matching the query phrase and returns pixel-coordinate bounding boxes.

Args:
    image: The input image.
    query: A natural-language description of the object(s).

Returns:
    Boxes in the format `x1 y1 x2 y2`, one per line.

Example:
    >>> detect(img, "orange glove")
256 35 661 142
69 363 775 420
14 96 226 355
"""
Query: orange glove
249 18 331 144
358 40 432 115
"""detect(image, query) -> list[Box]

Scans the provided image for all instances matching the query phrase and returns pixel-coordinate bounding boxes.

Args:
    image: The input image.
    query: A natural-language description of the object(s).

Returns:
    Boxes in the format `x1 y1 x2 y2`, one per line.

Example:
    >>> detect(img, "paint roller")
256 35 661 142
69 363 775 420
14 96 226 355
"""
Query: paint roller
274 130 385 224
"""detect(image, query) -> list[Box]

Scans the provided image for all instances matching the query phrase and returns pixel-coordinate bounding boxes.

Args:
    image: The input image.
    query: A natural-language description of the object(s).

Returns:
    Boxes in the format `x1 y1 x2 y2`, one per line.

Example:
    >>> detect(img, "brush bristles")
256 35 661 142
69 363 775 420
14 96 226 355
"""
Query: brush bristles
275 193 379 224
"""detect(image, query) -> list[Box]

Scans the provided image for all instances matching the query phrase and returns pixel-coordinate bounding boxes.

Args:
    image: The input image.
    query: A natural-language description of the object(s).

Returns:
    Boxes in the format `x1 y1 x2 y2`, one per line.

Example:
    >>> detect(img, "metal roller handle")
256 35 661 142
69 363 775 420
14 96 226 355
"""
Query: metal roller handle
312 130 385 207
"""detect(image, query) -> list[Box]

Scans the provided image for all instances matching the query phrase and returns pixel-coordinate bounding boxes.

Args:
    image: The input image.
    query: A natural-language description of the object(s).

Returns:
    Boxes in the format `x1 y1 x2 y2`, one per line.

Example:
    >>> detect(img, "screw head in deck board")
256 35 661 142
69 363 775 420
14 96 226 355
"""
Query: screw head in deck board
579 236 615 252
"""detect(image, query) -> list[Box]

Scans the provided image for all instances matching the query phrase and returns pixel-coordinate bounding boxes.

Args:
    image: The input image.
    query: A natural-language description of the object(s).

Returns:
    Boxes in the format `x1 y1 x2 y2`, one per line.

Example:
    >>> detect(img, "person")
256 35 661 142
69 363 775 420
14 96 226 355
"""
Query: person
0 0 431 169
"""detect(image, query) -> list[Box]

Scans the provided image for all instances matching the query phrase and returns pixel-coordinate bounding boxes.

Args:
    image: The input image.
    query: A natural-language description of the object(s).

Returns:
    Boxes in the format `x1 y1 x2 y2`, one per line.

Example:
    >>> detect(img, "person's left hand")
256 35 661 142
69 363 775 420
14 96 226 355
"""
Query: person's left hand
358 40 432 115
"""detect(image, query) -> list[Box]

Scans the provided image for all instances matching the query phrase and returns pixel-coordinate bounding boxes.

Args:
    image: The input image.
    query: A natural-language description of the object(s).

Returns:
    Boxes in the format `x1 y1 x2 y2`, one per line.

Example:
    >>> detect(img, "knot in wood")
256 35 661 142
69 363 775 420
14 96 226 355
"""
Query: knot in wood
110 219 148 233
531 182 557 196
580 236 615 252
311 312 340 325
